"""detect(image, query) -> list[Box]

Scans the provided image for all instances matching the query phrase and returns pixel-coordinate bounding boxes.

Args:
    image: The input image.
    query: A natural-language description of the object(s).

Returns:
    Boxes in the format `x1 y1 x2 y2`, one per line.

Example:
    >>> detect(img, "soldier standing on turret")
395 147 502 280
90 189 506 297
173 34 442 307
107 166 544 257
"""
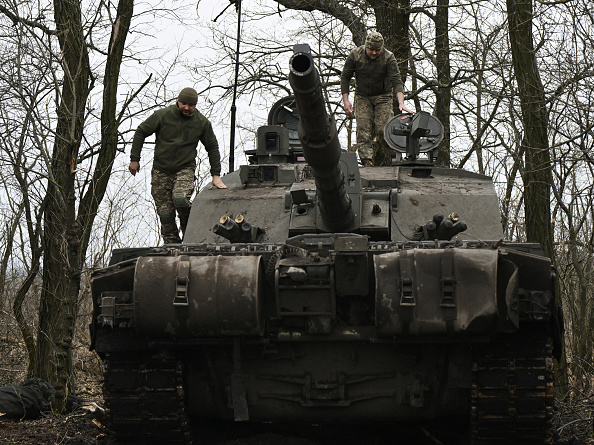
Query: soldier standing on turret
128 87 227 244
341 32 413 166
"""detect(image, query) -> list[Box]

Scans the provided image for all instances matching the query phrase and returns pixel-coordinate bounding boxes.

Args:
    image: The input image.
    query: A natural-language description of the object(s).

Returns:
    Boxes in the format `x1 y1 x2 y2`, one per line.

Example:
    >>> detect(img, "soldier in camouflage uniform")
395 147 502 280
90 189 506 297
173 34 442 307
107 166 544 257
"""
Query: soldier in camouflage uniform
341 32 413 166
129 87 227 244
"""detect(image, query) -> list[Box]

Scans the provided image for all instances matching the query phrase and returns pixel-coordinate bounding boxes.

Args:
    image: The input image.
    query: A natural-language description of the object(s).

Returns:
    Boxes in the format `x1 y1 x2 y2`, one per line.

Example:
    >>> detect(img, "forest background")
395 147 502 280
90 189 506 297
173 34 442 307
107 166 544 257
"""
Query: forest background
0 0 592 437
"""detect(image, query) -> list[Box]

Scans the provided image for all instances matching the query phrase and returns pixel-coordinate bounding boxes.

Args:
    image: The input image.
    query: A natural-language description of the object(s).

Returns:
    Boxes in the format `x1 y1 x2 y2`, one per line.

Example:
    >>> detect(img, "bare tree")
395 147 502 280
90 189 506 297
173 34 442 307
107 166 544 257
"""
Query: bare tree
543 0 594 396
0 4 53 374
506 0 554 259
0 0 136 411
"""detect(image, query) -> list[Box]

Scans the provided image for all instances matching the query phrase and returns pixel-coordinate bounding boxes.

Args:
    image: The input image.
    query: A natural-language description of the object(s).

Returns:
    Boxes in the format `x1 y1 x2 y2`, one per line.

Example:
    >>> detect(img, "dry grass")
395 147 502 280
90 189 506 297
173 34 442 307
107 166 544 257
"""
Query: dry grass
555 397 594 444
0 286 102 397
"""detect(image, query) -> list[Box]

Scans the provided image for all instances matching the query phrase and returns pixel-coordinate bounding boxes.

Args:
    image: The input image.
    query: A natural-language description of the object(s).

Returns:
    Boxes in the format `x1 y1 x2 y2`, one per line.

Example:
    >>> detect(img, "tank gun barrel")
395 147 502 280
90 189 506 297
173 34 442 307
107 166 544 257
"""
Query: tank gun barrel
289 44 355 231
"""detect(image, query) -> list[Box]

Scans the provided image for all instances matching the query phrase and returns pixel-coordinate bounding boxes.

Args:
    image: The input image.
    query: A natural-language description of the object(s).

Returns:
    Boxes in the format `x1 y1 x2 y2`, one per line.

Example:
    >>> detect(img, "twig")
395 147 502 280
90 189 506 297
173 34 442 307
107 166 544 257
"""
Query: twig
420 427 446 445
557 417 593 434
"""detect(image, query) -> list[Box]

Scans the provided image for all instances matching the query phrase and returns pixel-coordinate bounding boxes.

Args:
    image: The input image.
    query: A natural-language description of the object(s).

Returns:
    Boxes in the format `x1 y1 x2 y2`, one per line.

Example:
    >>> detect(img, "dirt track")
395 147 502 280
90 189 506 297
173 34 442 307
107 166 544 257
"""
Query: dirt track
1 408 592 445
0 408 475 445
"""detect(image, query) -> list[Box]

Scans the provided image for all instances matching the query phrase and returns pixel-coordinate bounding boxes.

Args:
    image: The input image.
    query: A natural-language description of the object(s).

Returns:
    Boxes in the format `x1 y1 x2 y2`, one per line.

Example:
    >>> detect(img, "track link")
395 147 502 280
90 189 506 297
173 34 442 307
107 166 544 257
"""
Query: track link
471 327 554 444
103 351 192 444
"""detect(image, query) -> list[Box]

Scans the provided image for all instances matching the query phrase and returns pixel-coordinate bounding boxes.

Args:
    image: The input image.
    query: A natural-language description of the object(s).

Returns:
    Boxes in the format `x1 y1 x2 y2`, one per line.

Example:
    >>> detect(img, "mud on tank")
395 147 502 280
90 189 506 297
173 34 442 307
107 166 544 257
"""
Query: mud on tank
90 44 564 444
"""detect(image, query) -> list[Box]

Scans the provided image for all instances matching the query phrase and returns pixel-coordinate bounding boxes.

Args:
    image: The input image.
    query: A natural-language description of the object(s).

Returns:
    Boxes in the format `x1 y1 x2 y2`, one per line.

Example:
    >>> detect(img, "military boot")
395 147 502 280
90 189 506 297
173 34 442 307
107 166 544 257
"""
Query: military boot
178 207 191 238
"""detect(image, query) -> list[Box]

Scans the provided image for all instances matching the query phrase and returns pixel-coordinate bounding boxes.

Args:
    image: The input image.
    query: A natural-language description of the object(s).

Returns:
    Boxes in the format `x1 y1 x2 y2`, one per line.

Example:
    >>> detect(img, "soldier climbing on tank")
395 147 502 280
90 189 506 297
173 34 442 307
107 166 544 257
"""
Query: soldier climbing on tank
129 87 227 244
340 32 413 166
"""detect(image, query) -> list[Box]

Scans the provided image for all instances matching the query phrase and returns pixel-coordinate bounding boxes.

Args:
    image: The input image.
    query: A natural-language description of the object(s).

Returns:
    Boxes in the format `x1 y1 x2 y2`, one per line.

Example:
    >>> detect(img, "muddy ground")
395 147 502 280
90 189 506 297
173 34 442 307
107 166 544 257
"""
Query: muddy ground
0 411 461 445
0 399 592 445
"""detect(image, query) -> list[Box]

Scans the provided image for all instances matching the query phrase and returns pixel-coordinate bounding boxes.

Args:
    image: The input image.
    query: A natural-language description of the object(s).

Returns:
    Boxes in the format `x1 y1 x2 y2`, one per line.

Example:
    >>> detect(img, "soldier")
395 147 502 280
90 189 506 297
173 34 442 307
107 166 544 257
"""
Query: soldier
129 87 227 244
341 32 413 166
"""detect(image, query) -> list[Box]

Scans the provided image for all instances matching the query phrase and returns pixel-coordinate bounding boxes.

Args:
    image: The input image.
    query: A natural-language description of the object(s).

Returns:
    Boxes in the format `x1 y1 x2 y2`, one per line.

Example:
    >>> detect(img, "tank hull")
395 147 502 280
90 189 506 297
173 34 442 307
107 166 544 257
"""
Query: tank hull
91 239 558 443
183 341 469 422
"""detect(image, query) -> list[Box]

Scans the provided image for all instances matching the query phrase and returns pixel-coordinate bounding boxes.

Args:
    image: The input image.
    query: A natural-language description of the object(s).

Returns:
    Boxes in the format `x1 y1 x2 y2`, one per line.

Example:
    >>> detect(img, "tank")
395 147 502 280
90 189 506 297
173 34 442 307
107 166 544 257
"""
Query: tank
90 44 563 444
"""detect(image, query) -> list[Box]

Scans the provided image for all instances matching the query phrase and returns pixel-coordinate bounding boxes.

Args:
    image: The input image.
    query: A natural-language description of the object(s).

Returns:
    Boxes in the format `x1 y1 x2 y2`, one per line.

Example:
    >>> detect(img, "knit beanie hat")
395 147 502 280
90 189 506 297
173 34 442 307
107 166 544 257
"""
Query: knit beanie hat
178 87 198 105
365 32 384 51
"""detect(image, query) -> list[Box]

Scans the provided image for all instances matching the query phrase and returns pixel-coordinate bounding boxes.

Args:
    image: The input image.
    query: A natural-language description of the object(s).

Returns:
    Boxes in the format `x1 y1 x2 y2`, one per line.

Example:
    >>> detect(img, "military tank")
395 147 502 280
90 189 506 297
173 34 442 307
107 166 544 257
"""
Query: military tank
90 44 563 444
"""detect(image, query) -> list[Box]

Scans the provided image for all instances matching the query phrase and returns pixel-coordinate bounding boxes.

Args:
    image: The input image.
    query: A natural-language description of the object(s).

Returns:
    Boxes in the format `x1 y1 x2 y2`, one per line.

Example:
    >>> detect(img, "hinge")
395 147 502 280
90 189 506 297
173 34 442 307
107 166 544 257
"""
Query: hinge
173 255 190 306
399 255 415 307
440 249 456 320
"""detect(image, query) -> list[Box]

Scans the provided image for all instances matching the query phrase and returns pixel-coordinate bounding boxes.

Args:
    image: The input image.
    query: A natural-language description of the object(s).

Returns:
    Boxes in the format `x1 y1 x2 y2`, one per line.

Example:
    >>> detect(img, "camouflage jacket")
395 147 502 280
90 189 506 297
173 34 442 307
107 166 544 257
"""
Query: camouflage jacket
131 104 221 176
340 46 404 98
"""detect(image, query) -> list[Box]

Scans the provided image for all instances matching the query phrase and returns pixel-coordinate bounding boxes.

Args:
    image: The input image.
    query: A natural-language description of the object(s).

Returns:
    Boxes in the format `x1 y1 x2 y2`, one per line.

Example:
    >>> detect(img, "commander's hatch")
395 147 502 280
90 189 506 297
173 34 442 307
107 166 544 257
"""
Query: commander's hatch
383 111 444 177
245 96 305 165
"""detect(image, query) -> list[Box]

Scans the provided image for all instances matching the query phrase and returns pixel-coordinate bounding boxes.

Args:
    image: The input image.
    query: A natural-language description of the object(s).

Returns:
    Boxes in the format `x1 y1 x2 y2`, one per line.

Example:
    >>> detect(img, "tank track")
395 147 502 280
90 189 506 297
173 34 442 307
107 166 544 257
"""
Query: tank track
471 326 554 444
103 351 192 444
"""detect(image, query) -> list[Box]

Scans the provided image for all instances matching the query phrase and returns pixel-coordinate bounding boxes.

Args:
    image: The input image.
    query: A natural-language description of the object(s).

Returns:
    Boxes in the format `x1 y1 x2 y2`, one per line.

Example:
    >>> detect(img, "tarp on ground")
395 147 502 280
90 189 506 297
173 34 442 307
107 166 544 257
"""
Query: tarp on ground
0 378 55 421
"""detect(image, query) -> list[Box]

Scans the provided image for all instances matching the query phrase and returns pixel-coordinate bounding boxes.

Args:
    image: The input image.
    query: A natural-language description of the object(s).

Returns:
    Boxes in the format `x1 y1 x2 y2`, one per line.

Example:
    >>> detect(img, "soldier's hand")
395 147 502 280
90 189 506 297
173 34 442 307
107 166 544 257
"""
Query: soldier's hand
344 99 354 117
129 161 140 176
399 103 414 114
209 175 227 190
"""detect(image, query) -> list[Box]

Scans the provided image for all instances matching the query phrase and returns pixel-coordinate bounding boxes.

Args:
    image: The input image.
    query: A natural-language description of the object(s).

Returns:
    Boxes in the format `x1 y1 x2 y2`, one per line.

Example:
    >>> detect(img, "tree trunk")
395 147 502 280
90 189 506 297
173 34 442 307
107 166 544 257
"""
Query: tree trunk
507 0 566 393
434 0 451 166
33 0 91 412
506 0 554 259
370 0 410 86
33 0 135 413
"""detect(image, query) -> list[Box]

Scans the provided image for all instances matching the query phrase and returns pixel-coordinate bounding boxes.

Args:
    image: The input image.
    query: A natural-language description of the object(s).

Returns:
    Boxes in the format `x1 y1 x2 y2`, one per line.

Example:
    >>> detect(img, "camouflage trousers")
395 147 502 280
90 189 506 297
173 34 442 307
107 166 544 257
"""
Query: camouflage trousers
151 167 195 244
352 93 394 164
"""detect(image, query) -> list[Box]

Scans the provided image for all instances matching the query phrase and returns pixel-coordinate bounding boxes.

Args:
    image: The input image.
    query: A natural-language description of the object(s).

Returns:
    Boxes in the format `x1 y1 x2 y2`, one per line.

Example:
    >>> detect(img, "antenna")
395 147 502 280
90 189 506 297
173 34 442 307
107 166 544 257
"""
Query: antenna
228 0 242 173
